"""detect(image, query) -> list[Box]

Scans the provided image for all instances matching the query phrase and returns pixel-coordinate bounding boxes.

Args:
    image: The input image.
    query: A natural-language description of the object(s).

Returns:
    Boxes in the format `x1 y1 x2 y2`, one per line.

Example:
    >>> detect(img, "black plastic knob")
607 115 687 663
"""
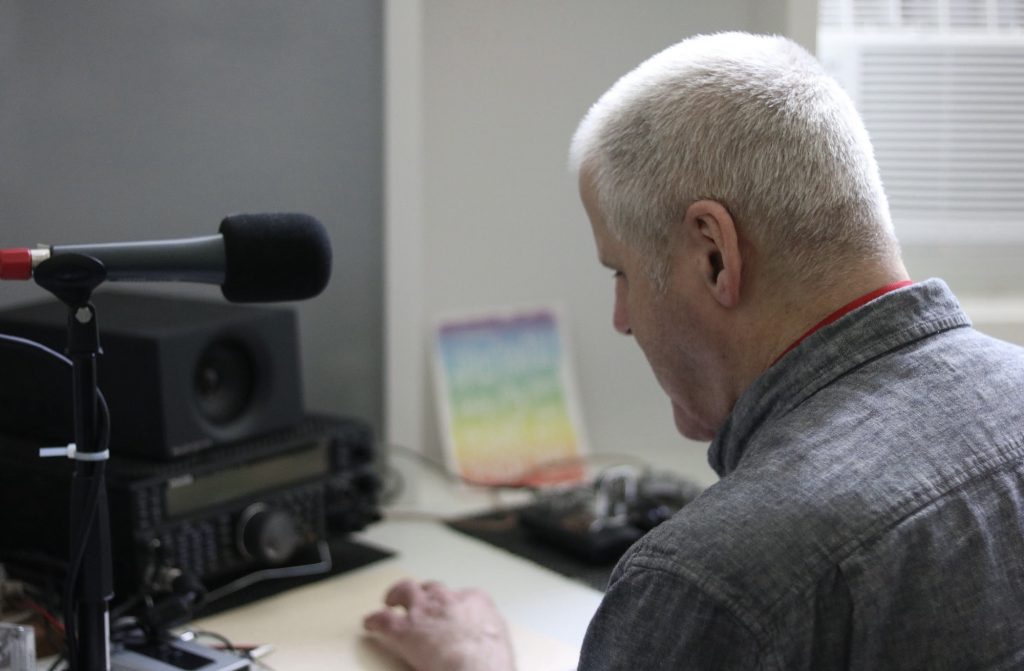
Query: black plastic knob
238 504 301 564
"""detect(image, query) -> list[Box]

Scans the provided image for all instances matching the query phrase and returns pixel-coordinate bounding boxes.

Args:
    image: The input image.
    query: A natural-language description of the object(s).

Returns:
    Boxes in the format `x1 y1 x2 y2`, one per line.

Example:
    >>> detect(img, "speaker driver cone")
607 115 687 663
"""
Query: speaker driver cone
193 339 256 425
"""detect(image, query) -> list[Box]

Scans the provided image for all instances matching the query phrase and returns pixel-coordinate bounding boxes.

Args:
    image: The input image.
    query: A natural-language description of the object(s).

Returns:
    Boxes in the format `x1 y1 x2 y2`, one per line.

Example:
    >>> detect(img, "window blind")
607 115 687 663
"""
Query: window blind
818 0 1024 241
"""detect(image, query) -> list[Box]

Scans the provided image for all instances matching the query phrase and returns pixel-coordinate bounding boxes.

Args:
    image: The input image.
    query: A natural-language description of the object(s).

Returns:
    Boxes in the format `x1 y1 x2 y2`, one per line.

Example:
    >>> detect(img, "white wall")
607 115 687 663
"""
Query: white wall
386 0 818 487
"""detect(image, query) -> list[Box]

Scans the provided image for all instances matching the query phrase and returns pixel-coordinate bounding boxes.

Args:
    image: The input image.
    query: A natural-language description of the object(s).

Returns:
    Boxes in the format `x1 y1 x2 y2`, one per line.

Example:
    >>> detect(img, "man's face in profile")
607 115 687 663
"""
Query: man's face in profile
579 168 726 442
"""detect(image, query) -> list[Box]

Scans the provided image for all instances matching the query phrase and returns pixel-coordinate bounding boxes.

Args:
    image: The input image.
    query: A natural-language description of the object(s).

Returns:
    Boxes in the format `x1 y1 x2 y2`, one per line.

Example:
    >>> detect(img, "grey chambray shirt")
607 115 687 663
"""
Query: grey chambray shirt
578 279 1024 670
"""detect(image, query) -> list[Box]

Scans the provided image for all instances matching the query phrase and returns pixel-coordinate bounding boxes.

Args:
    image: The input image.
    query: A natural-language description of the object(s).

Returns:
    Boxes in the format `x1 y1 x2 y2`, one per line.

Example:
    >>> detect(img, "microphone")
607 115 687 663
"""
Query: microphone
0 213 332 303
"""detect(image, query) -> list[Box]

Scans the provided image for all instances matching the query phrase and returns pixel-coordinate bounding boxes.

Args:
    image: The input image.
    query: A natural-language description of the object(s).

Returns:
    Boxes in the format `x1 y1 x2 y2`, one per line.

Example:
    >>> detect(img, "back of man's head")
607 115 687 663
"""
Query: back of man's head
570 31 900 290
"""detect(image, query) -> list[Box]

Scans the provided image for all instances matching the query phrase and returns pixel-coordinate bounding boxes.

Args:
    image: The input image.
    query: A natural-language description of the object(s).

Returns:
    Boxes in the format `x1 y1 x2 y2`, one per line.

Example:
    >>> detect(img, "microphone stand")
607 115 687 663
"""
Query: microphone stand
34 254 114 671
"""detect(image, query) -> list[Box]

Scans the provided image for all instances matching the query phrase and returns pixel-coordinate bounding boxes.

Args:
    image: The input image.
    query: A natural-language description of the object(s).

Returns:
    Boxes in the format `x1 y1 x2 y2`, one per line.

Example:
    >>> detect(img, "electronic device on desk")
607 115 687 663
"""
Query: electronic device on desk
518 466 703 564
0 414 382 615
0 291 306 461
111 636 250 671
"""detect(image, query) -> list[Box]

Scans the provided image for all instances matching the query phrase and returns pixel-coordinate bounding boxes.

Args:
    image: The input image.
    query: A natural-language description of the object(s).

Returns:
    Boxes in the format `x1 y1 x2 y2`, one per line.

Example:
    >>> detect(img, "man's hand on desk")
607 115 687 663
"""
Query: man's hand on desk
363 578 517 671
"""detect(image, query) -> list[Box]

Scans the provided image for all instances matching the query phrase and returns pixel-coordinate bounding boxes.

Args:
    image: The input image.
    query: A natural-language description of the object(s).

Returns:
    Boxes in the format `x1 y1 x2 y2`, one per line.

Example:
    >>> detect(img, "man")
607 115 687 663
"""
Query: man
363 32 1024 670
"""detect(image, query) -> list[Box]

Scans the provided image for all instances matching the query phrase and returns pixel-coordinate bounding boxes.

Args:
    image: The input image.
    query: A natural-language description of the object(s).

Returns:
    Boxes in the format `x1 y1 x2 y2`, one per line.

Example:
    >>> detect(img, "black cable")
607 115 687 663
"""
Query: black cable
109 593 142 622
60 408 110 671
189 629 236 652
188 629 280 670
202 540 332 605
0 333 111 671
61 455 107 671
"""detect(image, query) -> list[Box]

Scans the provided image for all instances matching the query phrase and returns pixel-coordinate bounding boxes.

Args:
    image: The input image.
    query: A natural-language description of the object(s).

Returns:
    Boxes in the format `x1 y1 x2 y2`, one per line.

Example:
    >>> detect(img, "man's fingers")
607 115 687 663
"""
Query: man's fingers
455 586 488 600
363 608 408 635
421 580 447 594
384 578 424 609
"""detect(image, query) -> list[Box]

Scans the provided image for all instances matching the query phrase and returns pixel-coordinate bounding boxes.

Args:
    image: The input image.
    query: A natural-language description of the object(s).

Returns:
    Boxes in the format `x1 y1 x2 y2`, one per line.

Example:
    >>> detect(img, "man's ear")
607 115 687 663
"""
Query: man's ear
682 199 743 308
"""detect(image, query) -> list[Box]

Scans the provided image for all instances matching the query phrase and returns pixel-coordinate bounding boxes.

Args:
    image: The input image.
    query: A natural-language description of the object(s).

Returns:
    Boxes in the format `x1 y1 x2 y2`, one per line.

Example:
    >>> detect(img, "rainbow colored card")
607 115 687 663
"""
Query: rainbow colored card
433 307 588 486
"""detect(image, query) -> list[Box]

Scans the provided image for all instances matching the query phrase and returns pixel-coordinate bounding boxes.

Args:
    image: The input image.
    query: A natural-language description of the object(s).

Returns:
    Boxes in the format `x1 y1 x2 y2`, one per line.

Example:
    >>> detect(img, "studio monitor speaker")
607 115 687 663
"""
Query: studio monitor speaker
0 291 304 460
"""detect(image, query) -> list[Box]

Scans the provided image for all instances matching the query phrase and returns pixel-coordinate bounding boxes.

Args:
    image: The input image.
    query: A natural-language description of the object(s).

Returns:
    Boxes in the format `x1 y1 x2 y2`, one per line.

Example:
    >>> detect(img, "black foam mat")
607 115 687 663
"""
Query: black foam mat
446 509 615 592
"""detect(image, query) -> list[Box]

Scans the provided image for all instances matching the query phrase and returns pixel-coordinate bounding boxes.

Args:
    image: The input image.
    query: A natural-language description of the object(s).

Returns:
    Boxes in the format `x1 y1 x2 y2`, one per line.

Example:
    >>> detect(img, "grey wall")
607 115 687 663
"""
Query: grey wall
0 2 383 432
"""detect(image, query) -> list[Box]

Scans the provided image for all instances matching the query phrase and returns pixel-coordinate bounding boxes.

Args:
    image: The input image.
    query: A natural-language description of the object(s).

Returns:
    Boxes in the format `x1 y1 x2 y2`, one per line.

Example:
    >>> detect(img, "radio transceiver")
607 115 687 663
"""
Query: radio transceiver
0 414 381 605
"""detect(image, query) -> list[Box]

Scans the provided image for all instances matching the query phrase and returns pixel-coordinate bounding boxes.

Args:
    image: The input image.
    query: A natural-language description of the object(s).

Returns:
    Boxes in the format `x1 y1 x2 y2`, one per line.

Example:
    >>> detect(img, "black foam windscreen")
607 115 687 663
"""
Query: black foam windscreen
219 213 332 303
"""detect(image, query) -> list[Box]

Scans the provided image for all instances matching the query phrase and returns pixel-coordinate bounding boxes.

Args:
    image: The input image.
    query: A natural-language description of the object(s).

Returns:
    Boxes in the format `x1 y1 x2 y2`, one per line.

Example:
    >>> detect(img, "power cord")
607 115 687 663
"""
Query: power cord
378 441 658 523
203 540 333 605
379 441 652 501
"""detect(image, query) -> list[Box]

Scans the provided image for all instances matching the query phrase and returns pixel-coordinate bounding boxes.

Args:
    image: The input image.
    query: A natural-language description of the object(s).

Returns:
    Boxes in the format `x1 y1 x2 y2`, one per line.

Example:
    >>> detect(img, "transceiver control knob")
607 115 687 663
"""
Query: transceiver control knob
238 503 301 564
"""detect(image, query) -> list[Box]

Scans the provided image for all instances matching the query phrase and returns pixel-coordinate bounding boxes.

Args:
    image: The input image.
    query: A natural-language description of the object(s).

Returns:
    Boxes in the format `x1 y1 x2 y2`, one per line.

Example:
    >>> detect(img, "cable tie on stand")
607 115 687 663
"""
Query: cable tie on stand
38 443 110 461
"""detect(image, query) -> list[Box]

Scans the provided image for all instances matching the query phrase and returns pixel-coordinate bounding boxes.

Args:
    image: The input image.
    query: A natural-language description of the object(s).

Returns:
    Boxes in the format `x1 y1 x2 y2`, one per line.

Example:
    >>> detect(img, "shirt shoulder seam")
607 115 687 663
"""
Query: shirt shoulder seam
617 550 785 671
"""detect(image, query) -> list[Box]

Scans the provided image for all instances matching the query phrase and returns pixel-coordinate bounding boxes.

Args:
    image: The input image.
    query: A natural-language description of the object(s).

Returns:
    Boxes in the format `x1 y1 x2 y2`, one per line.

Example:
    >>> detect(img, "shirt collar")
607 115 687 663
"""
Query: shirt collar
708 278 971 477
770 280 915 367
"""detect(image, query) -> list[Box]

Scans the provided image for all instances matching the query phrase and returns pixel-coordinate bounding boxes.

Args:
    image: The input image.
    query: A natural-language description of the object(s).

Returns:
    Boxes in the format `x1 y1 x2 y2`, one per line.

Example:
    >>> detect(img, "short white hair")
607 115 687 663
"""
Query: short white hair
570 32 898 288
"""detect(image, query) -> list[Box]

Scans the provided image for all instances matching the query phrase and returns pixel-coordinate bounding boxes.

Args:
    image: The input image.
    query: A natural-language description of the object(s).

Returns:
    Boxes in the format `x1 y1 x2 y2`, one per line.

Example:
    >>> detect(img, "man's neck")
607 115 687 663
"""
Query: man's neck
738 261 912 387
